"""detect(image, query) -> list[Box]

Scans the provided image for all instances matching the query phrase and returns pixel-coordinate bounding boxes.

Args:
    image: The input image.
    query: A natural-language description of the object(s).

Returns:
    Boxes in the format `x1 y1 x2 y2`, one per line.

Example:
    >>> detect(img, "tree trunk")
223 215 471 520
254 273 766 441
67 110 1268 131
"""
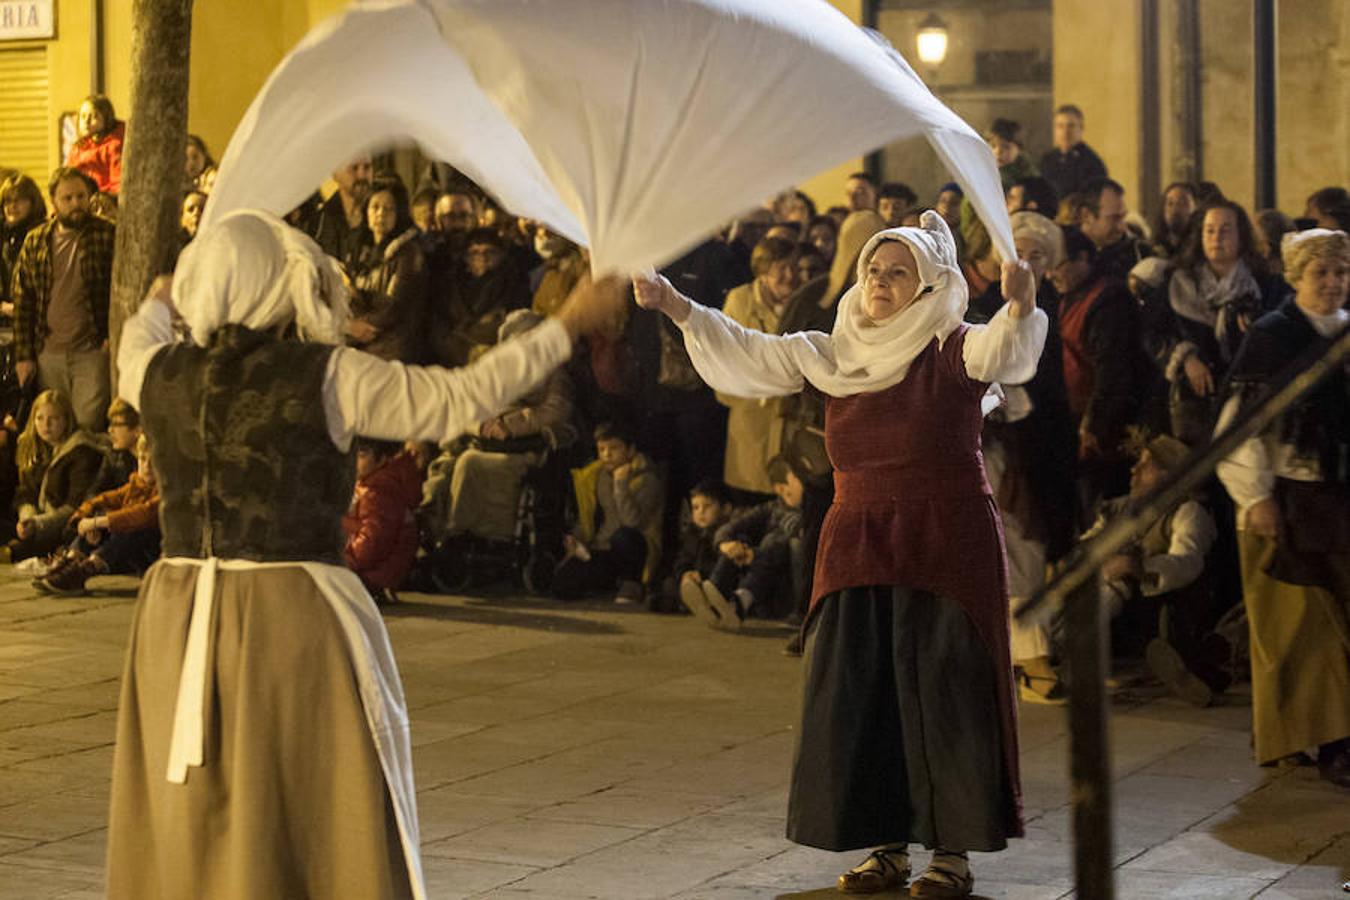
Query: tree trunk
108 0 194 390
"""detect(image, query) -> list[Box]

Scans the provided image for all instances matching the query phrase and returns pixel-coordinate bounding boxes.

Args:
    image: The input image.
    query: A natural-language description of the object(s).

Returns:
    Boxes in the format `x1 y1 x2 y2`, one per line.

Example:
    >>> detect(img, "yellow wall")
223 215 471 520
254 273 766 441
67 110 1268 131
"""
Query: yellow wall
797 0 867 212
1052 0 1143 211
186 0 349 160
1060 0 1350 217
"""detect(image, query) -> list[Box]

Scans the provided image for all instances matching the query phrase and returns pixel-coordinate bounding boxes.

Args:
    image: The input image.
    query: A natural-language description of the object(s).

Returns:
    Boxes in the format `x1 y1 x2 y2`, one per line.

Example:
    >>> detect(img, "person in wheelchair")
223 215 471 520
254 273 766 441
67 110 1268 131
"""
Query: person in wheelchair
424 309 578 547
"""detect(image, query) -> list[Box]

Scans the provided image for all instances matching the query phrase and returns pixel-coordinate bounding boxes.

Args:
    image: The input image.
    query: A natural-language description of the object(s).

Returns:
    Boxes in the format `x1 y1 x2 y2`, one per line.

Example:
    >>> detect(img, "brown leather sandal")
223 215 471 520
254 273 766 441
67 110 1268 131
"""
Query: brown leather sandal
908 863 974 898
837 847 910 894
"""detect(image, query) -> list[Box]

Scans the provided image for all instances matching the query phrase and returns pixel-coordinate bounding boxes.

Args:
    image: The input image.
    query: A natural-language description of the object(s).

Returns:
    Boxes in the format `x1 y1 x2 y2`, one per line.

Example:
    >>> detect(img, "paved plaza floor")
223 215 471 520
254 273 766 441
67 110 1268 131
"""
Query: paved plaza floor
0 570 1346 899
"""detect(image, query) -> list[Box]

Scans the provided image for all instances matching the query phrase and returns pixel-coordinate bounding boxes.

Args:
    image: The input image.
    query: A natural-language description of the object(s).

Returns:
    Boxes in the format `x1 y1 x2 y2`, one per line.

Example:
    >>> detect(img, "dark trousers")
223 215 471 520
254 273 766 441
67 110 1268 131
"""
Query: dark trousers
709 536 793 617
552 526 647 600
76 529 161 575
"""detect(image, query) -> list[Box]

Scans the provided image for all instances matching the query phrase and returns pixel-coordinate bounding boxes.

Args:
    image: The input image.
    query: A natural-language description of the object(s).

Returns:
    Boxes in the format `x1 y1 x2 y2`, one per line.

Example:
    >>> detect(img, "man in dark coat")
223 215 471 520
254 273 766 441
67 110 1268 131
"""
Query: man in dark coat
1038 105 1108 200
1079 178 1154 283
1050 227 1147 521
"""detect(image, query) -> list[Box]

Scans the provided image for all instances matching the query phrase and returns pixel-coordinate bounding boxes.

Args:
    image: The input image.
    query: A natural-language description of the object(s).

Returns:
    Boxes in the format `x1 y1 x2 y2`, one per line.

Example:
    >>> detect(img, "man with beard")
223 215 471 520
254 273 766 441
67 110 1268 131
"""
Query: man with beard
12 167 115 430
309 155 373 269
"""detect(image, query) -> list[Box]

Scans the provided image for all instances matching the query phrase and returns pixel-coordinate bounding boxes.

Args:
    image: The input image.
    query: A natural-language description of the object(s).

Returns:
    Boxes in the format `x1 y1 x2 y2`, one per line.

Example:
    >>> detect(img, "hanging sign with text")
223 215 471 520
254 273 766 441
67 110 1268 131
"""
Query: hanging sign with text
0 1 55 41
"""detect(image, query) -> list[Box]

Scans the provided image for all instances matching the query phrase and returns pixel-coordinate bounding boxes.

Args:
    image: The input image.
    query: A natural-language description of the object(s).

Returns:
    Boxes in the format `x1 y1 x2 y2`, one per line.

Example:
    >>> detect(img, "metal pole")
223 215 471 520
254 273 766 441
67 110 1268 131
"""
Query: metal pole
1066 578 1114 900
1253 0 1278 209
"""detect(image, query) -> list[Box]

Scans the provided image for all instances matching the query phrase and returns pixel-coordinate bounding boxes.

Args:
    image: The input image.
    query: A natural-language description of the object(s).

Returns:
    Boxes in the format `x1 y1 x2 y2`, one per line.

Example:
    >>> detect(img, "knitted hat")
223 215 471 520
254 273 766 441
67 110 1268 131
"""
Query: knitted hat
1010 210 1065 270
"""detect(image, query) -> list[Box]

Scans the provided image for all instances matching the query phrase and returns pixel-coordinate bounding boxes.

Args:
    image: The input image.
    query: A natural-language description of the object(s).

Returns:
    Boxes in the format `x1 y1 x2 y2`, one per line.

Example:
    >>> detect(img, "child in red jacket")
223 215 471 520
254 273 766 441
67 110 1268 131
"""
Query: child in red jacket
38 434 161 595
65 95 125 195
344 438 422 604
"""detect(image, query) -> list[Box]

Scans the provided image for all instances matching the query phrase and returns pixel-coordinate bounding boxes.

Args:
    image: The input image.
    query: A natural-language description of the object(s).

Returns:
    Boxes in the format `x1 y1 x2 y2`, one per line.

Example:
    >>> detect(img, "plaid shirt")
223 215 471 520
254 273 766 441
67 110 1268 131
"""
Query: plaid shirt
11 216 116 362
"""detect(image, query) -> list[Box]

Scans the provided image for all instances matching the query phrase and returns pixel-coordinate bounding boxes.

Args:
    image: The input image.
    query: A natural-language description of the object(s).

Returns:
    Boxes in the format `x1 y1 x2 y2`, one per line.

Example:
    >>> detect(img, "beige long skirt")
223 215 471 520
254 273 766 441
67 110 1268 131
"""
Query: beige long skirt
106 563 413 899
1240 531 1350 764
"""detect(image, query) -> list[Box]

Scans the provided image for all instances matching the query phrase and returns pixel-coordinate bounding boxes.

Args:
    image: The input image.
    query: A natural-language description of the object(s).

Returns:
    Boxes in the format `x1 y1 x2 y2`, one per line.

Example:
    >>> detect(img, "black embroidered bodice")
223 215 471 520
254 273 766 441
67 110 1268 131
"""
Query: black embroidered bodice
140 325 354 563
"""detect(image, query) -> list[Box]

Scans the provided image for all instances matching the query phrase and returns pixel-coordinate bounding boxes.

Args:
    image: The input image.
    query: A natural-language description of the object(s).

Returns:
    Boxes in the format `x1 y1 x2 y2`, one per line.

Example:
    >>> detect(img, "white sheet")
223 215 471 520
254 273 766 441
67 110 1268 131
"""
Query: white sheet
202 0 1015 274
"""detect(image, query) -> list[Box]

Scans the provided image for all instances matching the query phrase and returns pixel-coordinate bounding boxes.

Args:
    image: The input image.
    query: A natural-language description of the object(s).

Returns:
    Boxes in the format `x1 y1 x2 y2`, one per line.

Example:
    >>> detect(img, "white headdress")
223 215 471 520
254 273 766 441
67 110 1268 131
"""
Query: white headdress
821 209 968 395
171 209 349 347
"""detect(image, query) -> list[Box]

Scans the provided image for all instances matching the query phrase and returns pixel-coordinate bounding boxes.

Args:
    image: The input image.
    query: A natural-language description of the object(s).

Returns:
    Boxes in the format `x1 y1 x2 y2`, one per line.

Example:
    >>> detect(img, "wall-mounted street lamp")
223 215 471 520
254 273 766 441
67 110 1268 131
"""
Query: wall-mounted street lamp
915 12 949 66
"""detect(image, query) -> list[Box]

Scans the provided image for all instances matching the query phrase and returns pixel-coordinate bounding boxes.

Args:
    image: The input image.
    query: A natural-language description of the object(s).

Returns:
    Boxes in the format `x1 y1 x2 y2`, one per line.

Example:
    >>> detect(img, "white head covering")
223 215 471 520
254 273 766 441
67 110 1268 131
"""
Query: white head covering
172 209 349 347
822 210 967 395
1281 227 1350 284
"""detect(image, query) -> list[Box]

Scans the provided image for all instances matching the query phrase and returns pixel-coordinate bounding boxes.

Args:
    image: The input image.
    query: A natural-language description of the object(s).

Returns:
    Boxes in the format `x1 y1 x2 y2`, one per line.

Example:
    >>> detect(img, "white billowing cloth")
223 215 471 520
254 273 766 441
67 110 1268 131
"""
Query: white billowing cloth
675 211 1048 399
202 0 1015 274
173 209 349 346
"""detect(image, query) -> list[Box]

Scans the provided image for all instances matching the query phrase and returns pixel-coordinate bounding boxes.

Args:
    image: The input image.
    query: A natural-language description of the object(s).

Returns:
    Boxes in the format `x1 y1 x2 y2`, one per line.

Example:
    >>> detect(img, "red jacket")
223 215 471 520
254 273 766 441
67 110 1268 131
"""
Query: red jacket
70 471 160 534
66 121 125 195
343 452 421 590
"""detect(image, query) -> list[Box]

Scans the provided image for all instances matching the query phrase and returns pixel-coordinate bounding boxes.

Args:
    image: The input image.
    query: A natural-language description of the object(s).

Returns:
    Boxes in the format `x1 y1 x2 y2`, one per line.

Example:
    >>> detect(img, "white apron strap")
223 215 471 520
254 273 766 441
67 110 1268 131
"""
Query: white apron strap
166 557 218 783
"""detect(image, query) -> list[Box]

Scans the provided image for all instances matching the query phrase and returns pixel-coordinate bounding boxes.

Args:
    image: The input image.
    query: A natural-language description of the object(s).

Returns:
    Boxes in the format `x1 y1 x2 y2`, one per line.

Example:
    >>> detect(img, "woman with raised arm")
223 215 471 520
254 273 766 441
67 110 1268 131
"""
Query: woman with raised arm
636 211 1045 899
107 209 626 900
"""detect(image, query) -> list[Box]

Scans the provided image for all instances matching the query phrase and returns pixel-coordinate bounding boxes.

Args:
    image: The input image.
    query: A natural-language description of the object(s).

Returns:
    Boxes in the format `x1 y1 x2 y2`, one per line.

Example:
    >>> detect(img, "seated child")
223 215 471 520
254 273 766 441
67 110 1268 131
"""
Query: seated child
89 398 143 495
553 420 663 604
658 479 734 614
682 456 804 630
1083 434 1227 706
343 438 422 603
3 389 103 563
37 433 161 595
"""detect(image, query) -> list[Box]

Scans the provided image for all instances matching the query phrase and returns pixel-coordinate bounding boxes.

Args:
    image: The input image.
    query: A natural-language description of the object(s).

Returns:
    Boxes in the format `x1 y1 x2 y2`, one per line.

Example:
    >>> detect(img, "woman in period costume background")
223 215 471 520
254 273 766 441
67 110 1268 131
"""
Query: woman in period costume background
1216 227 1350 787
107 210 625 899
636 210 1046 898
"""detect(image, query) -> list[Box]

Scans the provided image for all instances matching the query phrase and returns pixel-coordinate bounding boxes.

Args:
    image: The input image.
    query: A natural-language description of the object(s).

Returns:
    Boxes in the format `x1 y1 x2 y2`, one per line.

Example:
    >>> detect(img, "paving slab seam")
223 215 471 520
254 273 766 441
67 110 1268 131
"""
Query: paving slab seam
0 709 113 732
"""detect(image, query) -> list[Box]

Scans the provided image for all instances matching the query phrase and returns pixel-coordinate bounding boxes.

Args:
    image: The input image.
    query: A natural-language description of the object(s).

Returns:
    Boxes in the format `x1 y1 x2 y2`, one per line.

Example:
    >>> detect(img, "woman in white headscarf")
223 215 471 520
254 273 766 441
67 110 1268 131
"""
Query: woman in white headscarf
636 210 1046 898
107 209 625 900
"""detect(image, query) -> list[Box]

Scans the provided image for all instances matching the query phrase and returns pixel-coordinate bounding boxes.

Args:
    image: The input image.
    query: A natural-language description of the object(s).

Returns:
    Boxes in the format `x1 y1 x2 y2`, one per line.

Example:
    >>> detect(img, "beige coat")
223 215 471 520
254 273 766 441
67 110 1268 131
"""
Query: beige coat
718 280 786 494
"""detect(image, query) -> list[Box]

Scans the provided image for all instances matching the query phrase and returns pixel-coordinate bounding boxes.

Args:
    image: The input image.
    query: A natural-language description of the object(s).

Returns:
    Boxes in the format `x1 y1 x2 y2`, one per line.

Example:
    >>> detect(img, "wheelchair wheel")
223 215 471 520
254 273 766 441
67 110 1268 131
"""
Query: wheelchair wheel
521 548 556 596
430 541 473 594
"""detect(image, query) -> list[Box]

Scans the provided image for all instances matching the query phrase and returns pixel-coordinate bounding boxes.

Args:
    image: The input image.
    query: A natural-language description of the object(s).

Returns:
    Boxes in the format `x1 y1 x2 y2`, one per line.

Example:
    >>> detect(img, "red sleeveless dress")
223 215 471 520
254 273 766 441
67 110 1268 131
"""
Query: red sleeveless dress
811 325 1022 829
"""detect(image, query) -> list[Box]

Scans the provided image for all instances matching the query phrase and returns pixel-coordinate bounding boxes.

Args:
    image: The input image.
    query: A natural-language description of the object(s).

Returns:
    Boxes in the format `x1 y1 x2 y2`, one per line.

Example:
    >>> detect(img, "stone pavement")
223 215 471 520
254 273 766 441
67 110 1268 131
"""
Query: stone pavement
0 569 1346 899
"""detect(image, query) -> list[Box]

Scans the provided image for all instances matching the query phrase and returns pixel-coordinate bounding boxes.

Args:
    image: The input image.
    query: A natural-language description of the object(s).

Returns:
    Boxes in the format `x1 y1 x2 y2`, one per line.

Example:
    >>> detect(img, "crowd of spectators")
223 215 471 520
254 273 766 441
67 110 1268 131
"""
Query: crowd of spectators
1 95 1347 786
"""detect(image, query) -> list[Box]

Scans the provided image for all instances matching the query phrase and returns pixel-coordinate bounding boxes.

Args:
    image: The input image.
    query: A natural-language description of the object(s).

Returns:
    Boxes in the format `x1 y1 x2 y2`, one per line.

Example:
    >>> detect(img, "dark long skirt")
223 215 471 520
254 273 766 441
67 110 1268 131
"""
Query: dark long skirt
787 586 1018 852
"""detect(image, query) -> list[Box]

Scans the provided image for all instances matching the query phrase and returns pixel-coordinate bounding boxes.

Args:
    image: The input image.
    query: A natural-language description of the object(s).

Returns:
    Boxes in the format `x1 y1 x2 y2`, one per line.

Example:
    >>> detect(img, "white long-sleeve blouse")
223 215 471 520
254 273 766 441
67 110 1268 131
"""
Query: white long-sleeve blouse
675 298 1049 399
117 299 573 451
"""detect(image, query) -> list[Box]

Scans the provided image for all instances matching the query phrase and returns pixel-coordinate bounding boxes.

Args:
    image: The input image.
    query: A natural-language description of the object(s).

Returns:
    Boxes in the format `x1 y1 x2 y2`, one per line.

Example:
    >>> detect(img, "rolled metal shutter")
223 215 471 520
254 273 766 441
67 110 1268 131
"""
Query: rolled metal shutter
0 48 51 181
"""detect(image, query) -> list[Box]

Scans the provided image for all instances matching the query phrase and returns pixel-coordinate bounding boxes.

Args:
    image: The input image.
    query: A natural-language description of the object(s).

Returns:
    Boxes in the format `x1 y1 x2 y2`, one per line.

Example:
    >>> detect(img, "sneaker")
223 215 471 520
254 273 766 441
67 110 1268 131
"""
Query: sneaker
33 550 84 589
39 557 103 597
701 582 742 631
615 580 643 605
1146 638 1214 707
679 578 720 626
